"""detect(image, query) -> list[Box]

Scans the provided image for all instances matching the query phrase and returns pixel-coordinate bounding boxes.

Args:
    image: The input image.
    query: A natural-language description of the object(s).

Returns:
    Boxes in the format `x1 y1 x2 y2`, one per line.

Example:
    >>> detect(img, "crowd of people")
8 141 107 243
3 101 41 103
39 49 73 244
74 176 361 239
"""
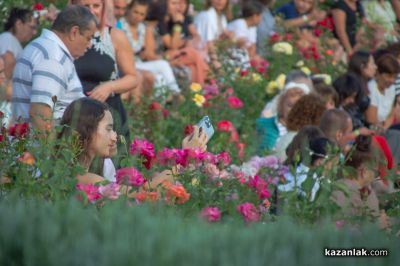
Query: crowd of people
1 0 400 226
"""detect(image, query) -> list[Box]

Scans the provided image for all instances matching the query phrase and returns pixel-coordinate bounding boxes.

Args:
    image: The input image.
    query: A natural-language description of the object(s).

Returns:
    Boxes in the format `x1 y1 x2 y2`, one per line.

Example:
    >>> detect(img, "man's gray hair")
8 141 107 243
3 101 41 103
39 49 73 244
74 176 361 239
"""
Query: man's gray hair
52 5 98 34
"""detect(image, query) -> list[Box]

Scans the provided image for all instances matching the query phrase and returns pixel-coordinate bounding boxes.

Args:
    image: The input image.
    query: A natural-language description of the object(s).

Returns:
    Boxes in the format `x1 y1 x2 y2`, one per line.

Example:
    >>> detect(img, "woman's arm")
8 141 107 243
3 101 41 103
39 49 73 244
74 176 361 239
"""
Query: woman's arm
87 28 139 102
332 8 353 55
365 104 379 125
141 24 162 61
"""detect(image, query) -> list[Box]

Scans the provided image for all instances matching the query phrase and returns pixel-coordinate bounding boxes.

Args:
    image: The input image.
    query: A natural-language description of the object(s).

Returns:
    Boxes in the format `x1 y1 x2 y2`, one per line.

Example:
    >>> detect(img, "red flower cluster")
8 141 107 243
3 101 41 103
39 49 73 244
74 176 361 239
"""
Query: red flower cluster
9 123 29 138
299 44 320 60
149 101 169 119
247 175 271 200
270 33 293 43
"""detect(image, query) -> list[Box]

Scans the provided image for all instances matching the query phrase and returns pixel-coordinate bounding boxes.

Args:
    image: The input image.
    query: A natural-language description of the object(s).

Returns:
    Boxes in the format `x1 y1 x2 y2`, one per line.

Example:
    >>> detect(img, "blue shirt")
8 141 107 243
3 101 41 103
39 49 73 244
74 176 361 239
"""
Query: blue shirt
276 2 300 20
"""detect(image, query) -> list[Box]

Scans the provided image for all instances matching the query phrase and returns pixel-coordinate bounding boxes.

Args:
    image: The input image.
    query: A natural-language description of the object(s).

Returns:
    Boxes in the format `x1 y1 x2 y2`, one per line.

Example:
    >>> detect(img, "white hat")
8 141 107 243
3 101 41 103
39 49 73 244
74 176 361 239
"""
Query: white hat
284 82 311 94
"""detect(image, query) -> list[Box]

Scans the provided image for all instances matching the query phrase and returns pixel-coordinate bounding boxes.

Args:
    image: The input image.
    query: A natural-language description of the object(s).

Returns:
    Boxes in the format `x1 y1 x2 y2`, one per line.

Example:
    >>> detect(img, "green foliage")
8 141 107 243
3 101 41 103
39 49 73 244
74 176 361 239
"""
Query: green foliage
0 198 398 266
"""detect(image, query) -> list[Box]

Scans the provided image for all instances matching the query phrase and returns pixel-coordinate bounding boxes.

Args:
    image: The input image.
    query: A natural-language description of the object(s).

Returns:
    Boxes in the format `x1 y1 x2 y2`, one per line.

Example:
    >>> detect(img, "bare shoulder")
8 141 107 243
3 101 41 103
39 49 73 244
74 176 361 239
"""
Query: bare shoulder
77 172 105 184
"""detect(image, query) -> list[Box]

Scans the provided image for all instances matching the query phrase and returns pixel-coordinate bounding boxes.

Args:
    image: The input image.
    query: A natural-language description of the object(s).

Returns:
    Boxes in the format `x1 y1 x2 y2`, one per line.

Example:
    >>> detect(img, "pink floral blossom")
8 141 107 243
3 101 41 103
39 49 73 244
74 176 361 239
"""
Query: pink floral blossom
98 183 121 200
116 167 146 187
76 184 102 202
237 202 260 222
217 151 231 166
130 139 155 159
200 207 221 222
130 139 156 169
227 96 244 109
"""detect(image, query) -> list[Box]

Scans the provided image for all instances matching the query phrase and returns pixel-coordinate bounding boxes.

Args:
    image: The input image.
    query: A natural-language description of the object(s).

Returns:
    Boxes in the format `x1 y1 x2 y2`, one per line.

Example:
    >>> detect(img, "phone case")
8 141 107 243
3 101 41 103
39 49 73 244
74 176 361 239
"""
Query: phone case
197 116 214 141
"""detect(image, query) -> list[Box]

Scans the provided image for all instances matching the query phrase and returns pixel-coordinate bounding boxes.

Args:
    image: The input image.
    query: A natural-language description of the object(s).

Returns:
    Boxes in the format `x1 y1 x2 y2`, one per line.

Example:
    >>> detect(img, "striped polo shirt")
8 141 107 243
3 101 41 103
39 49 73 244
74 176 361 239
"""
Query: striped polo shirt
12 29 85 122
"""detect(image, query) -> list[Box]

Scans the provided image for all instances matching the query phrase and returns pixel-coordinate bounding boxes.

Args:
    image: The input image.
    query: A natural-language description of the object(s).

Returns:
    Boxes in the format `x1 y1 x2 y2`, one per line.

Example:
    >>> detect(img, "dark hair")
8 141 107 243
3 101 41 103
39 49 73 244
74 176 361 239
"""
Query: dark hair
286 125 325 166
286 94 326 131
146 0 167 21
4 8 34 32
255 0 275 7
309 137 334 166
285 70 309 84
345 135 373 170
373 48 390 63
242 1 263 18
386 42 400 58
52 5 98 34
332 73 362 106
319 109 351 141
375 54 400 75
59 98 110 162
314 84 338 107
128 0 150 11
348 50 371 77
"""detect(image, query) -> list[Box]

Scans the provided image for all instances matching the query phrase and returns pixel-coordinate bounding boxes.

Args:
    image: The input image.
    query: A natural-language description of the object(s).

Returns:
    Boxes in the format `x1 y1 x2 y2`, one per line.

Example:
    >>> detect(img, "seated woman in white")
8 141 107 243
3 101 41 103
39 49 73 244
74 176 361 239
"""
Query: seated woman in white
366 54 399 130
194 0 231 43
119 0 180 93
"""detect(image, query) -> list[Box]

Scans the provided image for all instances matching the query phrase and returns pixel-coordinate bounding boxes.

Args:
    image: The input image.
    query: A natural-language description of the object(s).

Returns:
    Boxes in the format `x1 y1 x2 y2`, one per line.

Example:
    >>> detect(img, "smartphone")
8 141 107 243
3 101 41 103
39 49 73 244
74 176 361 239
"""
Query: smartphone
197 116 214 141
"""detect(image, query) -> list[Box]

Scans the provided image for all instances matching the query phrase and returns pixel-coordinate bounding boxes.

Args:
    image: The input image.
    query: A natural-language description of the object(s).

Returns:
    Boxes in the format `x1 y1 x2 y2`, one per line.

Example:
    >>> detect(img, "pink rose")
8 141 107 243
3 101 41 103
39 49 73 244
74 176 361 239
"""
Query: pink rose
76 184 102 202
237 202 260 222
200 207 221 222
98 182 121 200
227 96 244 109
217 151 231 166
116 167 146 187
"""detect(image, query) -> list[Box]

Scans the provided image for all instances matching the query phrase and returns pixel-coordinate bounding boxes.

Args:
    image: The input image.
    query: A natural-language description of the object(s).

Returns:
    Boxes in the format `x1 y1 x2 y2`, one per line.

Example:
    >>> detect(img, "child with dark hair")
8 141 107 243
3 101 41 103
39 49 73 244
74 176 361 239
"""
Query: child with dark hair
275 0 326 29
227 1 264 60
313 84 338 110
279 136 334 201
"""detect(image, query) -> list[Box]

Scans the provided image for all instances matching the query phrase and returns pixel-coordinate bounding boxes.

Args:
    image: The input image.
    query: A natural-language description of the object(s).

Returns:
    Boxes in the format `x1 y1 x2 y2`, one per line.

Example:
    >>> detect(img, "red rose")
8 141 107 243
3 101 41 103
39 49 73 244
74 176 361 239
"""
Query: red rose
9 123 29 138
0 134 3 142
149 101 162 110
270 33 281 43
162 108 169 119
239 69 248 77
227 96 243 109
33 2 44 11
257 66 266 73
184 124 194 136
284 33 293 41
217 120 233 132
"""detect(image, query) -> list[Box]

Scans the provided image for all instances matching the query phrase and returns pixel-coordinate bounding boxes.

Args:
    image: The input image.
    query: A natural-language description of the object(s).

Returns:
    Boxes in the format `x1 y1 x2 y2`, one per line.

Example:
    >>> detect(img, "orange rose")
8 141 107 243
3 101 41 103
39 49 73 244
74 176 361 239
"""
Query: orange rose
18 152 35 165
166 184 190 204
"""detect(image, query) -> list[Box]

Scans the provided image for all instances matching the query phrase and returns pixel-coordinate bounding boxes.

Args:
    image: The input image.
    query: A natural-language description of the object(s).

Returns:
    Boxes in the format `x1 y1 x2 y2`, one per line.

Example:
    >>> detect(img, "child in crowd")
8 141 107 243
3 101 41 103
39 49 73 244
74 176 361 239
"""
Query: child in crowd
227 1 264 61
275 0 326 29
275 94 326 161
313 83 338 110
279 136 334 202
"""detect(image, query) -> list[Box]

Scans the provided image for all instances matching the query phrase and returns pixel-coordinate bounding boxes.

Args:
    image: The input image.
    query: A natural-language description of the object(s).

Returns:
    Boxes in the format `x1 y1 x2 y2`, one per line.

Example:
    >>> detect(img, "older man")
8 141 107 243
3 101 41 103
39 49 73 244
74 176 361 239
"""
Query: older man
114 0 129 28
11 5 97 131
